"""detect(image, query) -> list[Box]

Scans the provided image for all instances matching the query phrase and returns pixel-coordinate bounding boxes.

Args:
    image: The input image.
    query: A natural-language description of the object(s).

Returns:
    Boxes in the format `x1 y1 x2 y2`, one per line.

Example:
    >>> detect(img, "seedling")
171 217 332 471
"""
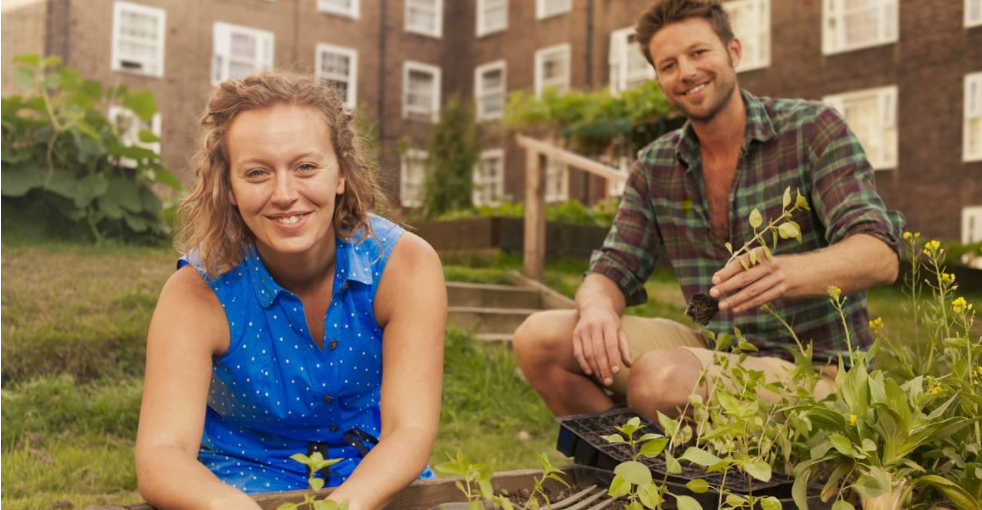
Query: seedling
276 452 348 510
435 450 514 510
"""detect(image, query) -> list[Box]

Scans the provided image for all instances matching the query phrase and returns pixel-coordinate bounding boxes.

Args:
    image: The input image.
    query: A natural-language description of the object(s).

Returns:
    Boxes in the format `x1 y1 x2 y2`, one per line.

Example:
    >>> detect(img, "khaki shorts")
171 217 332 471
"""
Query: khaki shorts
608 315 837 404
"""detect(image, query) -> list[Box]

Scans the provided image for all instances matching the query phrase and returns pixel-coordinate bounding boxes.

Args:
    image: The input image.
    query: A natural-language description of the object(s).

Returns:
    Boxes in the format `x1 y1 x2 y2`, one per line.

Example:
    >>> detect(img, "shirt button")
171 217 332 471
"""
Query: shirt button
329 340 339 350
329 424 339 432
322 395 334 404
341 282 349 291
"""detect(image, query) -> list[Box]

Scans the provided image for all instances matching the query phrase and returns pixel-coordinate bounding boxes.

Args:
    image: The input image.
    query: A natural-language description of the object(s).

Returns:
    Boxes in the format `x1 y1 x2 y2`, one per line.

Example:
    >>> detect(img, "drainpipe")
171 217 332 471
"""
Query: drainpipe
377 0 387 142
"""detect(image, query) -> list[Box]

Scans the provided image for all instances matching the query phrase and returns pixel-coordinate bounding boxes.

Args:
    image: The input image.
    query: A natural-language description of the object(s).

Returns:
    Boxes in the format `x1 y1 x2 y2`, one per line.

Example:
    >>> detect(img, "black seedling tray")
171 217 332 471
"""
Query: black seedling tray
556 407 796 499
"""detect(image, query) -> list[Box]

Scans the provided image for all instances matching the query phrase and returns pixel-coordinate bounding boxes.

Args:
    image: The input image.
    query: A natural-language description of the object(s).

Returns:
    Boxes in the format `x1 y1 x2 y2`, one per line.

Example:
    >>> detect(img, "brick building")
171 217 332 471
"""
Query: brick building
2 0 981 242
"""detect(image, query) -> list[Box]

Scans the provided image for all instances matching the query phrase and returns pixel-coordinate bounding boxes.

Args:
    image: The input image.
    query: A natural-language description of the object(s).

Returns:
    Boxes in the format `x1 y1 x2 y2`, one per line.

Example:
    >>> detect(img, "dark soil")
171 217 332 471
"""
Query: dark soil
684 293 719 326
505 485 629 510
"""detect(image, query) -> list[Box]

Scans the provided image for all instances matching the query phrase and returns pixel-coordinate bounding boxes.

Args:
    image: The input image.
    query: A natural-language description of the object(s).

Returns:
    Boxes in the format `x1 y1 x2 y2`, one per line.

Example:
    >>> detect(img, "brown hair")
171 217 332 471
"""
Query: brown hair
175 71 385 277
635 0 734 67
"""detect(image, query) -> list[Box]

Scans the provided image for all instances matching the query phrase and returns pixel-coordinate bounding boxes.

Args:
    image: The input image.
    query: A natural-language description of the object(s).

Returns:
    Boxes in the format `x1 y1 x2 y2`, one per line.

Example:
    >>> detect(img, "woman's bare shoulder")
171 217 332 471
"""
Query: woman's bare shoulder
152 265 229 354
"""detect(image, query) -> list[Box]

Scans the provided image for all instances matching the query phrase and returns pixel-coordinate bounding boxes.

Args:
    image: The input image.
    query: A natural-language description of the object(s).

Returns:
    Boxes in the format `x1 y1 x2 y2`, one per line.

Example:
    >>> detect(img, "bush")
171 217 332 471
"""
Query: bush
422 96 481 218
435 198 618 228
1 54 180 242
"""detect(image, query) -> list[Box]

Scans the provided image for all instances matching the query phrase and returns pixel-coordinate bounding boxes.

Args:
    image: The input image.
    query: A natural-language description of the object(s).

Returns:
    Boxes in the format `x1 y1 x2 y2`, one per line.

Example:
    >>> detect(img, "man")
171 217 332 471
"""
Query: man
512 0 904 420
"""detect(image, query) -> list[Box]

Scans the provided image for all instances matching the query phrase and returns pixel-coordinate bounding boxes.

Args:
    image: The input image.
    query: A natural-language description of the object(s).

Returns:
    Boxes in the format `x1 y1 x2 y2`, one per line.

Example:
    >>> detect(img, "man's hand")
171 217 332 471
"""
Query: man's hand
710 247 791 314
571 308 632 386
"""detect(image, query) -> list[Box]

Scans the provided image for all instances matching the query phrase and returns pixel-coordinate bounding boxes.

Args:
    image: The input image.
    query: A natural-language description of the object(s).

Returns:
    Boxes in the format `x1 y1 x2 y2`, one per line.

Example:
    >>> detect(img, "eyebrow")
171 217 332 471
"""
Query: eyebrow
234 152 325 167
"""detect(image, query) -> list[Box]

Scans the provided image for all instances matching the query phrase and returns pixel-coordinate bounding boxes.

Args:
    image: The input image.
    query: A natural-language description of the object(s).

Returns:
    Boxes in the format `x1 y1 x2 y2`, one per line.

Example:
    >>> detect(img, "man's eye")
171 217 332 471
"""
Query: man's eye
661 63 675 72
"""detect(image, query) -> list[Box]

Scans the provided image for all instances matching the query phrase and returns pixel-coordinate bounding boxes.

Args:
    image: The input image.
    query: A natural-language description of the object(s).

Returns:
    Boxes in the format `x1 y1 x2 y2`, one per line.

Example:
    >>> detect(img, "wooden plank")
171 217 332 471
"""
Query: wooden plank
515 135 626 184
523 147 546 281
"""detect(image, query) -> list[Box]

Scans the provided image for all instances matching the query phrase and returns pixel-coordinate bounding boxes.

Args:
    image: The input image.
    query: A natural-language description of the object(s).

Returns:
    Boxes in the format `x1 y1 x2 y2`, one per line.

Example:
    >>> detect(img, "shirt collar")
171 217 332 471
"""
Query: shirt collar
246 237 375 309
674 89 777 166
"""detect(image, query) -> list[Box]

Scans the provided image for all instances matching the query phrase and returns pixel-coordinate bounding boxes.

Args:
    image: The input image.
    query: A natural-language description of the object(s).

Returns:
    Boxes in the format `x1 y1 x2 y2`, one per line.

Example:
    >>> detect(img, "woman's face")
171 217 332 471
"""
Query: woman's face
226 104 346 260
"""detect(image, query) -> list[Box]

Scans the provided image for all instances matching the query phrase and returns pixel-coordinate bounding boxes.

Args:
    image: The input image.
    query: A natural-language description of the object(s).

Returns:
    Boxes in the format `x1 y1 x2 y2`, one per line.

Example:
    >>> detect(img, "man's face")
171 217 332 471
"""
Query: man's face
648 17 741 122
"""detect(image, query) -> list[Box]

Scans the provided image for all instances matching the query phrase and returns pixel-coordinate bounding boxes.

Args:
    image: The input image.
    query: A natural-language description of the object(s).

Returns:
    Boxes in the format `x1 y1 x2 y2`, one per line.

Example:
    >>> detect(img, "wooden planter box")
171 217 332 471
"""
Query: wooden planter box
93 466 832 510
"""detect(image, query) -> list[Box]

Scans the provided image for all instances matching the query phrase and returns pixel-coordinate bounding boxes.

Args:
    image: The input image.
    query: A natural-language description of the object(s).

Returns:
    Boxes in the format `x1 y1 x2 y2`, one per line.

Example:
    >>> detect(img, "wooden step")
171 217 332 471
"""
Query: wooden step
447 281 541 309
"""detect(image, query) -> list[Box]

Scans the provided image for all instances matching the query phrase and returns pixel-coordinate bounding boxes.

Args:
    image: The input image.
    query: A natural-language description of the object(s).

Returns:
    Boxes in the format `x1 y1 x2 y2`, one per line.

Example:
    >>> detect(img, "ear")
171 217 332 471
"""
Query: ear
335 172 346 196
727 37 742 69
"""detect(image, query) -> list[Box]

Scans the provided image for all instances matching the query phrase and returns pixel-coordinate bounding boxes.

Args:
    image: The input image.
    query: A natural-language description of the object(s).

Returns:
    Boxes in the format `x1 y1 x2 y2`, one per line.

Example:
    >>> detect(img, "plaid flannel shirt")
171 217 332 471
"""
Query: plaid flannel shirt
589 90 905 363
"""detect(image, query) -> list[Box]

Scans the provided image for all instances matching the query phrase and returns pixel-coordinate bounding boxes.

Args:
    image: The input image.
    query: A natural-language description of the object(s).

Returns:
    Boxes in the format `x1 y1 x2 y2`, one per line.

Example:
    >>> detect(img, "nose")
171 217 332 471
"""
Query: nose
271 170 299 207
678 57 698 82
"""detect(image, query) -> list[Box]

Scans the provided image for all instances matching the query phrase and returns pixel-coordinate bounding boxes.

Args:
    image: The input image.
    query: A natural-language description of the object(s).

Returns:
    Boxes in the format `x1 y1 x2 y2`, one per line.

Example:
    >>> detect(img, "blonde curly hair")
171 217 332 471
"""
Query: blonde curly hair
176 71 385 277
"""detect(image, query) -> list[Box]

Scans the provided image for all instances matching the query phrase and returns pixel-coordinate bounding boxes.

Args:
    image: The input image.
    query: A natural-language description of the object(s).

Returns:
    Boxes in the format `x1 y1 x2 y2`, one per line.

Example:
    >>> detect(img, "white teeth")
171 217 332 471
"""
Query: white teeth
276 215 304 225
685 83 708 95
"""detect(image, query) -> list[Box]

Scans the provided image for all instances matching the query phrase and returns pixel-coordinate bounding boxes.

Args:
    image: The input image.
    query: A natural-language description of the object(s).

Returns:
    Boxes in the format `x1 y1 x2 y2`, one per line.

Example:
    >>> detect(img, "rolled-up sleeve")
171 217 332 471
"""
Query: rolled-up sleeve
587 161 663 306
808 106 905 257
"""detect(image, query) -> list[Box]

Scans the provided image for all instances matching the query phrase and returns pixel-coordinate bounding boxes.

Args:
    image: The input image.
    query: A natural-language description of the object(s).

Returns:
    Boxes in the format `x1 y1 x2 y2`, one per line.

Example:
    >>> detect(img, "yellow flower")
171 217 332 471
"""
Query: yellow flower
849 414 857 427
941 273 956 285
914 232 921 238
931 385 943 396
976 367 982 378
827 286 842 300
903 232 912 241
868 317 884 333
952 297 968 314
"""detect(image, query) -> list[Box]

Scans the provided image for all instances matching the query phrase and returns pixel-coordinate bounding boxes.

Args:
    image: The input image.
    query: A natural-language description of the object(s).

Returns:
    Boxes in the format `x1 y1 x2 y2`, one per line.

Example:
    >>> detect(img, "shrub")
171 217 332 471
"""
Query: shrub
422 96 481 218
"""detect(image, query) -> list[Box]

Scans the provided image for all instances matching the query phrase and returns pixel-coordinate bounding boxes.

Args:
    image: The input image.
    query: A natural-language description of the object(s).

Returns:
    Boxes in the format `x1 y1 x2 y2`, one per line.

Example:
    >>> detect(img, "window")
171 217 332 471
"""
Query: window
535 43 571 97
403 61 441 122
405 0 442 38
537 0 571 19
212 22 274 85
477 0 507 36
965 207 982 243
822 0 898 54
723 0 770 72
823 86 898 170
475 61 506 121
400 149 427 207
473 149 505 206
966 73 982 161
108 106 161 167
968 0 982 27
318 0 359 18
609 28 654 94
607 157 630 197
111 2 166 77
545 160 568 203
316 44 358 108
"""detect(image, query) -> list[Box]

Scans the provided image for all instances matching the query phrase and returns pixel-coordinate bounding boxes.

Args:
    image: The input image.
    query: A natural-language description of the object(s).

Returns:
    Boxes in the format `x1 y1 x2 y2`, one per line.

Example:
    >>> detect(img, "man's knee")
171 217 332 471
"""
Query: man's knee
513 310 575 369
626 349 703 417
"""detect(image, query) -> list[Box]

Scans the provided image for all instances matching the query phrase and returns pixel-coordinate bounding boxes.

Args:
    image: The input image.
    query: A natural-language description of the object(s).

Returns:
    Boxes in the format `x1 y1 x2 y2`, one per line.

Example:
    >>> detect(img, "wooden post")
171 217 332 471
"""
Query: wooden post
523 147 546 281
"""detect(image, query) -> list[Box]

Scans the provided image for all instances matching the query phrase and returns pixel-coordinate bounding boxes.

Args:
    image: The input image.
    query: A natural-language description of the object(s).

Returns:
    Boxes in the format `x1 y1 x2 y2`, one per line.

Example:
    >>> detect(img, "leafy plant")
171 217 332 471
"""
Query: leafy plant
2 53 179 242
723 187 810 270
276 452 348 510
422 96 481 219
522 453 570 510
435 450 514 510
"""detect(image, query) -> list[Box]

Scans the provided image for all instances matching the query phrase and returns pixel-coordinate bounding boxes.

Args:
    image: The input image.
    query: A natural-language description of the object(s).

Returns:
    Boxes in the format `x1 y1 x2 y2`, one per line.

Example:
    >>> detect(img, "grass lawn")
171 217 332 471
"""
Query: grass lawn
3 241 978 509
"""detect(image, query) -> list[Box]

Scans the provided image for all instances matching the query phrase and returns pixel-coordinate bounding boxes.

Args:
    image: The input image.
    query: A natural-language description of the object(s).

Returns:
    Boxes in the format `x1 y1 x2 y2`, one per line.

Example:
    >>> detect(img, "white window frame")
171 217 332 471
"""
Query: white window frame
545 159 569 203
405 0 443 38
475 60 507 121
403 61 441 122
400 149 428 208
534 43 571 97
609 27 655 95
823 85 898 171
537 0 571 20
212 22 274 86
317 0 359 19
111 1 166 78
473 149 506 206
965 72 982 162
477 0 508 37
315 43 358 109
964 206 982 243
722 0 770 72
108 106 162 167
607 157 630 198
822 0 898 55
968 0 982 27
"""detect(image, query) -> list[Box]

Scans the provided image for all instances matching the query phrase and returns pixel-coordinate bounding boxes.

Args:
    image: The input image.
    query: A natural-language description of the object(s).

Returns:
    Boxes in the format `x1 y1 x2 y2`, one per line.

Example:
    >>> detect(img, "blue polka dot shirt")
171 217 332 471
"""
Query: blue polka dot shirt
179 215 434 493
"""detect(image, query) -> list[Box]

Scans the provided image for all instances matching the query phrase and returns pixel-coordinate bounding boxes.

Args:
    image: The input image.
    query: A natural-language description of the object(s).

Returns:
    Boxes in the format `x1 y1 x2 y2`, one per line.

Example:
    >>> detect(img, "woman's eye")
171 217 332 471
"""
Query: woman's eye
246 169 267 178
298 163 317 172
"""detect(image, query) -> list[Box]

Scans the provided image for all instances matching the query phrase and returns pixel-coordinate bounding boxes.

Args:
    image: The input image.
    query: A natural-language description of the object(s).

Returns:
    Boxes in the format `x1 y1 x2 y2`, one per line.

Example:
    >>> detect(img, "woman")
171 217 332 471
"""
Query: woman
135 72 446 510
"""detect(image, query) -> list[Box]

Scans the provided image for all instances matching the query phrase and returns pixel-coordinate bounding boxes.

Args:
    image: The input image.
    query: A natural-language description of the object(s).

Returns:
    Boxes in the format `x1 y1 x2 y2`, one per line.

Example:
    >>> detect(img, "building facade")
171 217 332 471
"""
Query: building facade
2 0 980 242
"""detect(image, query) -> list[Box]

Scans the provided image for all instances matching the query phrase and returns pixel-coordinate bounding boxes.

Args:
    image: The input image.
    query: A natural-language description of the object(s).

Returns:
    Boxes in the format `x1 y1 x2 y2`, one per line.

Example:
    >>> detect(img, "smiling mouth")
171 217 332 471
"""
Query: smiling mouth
682 82 710 96
271 213 309 225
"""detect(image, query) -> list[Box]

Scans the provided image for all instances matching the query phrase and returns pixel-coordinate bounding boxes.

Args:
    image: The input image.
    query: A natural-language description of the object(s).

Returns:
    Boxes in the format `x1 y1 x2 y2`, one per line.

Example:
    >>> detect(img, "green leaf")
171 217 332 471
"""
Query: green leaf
656 411 678 437
680 447 722 467
783 187 792 209
97 193 124 219
150 165 181 190
639 437 668 458
138 129 161 143
107 176 143 212
2 162 45 196
469 501 484 510
749 207 763 229
664 452 682 474
43 56 63 68
726 495 748 506
602 434 627 444
685 478 709 494
673 495 702 510
831 501 855 510
74 173 108 207
607 474 631 498
792 468 812 510
289 453 311 465
796 190 810 210
778 222 800 240
123 90 158 122
739 257 750 271
741 460 772 482
12 67 35 90
614 460 652 486
13 54 41 67
761 497 782 510
276 504 299 510
853 466 888 499
637 482 662 509
44 71 62 90
626 501 643 510
725 242 733 254
309 477 325 491
829 434 854 457
914 475 980 510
